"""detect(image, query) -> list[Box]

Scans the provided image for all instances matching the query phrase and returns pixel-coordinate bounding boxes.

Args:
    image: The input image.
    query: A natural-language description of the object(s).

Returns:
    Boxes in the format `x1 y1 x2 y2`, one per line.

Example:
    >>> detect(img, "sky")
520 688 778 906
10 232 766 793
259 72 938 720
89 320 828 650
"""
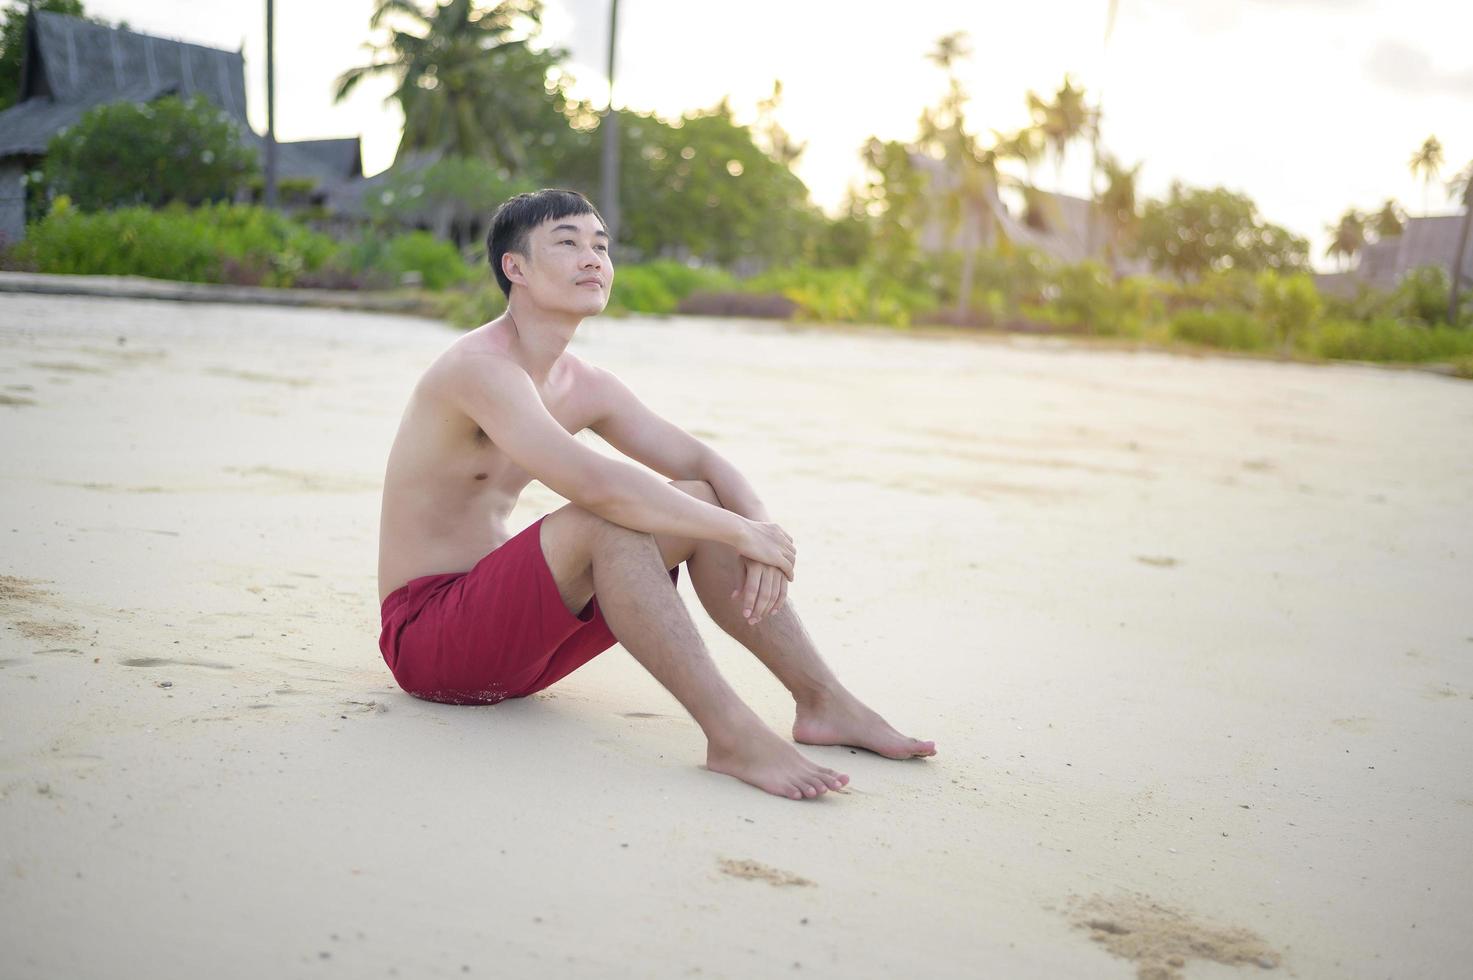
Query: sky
61 0 1473 268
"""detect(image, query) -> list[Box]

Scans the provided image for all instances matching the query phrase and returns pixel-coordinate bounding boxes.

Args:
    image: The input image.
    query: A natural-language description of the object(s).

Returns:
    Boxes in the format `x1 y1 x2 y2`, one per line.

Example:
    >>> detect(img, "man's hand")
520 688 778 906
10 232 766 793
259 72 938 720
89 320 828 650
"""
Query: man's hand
730 518 796 625
733 518 795 577
731 558 788 626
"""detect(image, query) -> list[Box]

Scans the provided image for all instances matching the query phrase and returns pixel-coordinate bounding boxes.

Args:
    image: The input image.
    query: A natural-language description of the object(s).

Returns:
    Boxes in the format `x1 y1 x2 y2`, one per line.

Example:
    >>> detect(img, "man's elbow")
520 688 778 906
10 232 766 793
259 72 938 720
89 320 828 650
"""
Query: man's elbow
568 458 629 515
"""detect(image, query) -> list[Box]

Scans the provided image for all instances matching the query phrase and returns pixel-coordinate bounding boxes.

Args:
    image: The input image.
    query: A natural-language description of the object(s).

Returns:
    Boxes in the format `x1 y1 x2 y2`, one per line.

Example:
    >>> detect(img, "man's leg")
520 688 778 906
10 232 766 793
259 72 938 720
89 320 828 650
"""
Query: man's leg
656 480 936 761
538 505 849 800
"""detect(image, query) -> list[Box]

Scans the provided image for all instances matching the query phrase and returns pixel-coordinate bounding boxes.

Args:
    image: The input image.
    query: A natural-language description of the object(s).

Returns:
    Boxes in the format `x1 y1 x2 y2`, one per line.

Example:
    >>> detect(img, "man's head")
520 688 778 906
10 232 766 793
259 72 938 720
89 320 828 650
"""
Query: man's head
487 189 612 313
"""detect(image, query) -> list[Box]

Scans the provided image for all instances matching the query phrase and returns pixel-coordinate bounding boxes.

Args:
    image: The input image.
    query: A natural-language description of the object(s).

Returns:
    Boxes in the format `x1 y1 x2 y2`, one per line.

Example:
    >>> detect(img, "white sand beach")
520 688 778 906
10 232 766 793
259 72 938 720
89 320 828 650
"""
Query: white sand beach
1 292 1471 979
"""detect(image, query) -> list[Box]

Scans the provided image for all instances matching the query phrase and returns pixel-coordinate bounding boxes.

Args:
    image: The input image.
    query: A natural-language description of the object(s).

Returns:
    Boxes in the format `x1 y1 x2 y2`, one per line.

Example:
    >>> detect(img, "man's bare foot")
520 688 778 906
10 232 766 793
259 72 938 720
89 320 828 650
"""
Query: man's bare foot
792 690 936 759
705 723 850 800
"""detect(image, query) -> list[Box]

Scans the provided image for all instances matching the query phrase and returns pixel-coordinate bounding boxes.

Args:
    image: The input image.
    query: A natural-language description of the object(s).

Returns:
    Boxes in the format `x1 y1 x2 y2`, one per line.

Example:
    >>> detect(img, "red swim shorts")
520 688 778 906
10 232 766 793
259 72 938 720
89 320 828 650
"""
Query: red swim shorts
379 515 679 705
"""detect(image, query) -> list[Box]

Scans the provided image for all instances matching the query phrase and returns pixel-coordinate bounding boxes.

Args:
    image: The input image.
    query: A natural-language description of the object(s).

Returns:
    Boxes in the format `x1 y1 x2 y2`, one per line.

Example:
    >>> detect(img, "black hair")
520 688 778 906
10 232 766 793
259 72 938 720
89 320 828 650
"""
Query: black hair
486 188 606 298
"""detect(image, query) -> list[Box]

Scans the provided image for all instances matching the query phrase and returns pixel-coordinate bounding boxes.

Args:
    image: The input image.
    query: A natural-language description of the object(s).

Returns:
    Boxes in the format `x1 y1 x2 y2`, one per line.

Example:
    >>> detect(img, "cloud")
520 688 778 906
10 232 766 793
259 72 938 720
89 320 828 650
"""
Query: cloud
1366 38 1473 95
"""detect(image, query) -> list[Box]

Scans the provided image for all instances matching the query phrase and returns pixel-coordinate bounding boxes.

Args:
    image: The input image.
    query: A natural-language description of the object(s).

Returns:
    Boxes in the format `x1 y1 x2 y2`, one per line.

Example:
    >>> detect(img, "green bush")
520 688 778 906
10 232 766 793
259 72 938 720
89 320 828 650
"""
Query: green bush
1297 317 1473 362
743 264 932 327
1393 266 1456 325
341 231 474 291
43 95 258 211
594 261 737 315
1048 260 1141 335
1168 309 1272 351
18 198 337 286
436 281 508 329
607 265 679 315
1257 270 1322 350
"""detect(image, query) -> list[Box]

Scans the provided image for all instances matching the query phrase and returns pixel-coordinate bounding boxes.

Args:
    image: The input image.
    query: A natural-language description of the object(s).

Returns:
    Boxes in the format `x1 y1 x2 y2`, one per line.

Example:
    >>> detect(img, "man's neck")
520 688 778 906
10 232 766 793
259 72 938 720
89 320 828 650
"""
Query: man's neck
502 296 585 387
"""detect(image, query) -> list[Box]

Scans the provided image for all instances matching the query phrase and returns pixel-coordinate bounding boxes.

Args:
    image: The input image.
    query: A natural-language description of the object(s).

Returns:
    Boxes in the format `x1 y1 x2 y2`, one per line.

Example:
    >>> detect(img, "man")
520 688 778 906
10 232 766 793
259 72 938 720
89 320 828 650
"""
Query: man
378 189 935 801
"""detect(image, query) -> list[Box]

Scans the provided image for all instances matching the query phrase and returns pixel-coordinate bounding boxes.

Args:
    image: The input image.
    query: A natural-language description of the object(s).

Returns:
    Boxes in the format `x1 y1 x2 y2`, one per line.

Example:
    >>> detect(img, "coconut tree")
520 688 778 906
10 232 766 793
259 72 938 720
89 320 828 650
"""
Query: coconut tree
992 126 1045 185
1026 75 1093 183
1325 209 1366 271
919 31 1011 317
1370 199 1404 240
1097 152 1141 275
1447 162 1473 324
334 0 570 173
1409 135 1443 215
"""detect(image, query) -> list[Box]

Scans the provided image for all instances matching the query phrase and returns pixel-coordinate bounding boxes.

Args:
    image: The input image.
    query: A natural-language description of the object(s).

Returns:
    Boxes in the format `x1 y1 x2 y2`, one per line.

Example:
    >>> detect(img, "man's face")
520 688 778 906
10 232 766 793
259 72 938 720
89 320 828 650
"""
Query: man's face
506 212 613 316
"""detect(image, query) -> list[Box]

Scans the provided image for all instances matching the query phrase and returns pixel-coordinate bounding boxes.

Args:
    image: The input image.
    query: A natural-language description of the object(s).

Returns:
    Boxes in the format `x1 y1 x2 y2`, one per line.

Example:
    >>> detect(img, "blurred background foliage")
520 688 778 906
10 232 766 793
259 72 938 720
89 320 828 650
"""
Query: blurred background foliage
1 0 1469 374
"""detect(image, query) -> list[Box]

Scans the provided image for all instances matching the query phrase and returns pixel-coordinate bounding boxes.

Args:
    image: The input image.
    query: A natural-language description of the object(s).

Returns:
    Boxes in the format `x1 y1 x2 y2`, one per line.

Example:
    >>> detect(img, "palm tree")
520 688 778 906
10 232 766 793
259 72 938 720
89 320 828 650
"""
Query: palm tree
992 126 1045 184
1087 0 1120 257
1325 209 1366 271
334 0 569 172
1409 135 1443 215
1370 199 1404 240
1447 162 1473 324
1097 152 1141 274
1026 75 1093 184
918 31 1019 318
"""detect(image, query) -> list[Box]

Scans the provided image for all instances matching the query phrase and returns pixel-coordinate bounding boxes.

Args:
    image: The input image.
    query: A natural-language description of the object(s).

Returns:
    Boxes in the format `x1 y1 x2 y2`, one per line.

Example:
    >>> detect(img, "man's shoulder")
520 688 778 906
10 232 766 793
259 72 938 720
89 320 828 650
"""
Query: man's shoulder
424 338 523 392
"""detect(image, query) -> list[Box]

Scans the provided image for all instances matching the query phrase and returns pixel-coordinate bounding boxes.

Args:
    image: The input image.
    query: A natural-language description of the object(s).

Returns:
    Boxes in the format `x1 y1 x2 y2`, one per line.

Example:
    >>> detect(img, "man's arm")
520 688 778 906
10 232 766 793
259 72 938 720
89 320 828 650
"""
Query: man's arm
448 353 747 547
587 366 770 521
589 364 797 616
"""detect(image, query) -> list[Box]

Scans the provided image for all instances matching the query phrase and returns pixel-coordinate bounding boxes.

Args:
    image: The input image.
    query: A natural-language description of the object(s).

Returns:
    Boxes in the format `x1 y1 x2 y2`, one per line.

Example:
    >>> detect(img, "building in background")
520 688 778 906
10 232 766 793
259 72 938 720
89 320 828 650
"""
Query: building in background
0 9 366 243
1314 214 1473 298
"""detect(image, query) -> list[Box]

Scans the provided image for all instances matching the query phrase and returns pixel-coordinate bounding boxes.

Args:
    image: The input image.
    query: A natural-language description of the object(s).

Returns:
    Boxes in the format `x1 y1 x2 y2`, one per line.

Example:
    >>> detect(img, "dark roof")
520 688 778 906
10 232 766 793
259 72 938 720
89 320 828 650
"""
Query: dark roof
0 10 362 189
273 137 363 183
0 10 248 157
1348 214 1473 289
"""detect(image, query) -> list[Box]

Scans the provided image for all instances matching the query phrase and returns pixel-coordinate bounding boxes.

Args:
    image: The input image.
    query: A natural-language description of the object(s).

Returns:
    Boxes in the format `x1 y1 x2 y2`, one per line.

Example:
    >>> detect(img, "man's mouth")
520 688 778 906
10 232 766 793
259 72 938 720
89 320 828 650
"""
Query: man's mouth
576 279 604 288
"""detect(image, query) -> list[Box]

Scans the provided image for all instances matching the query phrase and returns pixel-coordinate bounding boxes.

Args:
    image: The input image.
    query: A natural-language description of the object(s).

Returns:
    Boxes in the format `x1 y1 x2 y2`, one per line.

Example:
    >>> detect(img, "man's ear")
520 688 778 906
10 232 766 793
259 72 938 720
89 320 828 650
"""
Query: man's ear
502 251 528 286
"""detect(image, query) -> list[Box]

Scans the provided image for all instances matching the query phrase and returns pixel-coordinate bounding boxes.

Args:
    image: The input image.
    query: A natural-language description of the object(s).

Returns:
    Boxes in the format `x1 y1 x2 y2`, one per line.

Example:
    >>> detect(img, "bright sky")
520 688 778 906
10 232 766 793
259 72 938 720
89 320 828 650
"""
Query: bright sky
68 0 1473 268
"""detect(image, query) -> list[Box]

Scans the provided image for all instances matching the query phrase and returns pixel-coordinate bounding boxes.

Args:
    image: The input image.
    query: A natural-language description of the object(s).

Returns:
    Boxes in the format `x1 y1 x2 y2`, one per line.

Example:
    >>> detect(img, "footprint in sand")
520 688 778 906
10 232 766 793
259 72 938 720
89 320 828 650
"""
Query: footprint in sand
222 465 378 494
1064 892 1280 980
0 392 36 406
1135 555 1180 568
28 360 109 375
204 366 313 387
0 576 84 642
119 656 234 671
717 858 816 887
12 620 84 642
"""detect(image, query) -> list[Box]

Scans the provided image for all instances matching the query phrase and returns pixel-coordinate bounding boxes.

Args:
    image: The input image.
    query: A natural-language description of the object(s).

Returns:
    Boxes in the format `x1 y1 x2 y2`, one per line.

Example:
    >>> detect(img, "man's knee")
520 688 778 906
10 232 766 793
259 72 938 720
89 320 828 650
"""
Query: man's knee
669 479 720 507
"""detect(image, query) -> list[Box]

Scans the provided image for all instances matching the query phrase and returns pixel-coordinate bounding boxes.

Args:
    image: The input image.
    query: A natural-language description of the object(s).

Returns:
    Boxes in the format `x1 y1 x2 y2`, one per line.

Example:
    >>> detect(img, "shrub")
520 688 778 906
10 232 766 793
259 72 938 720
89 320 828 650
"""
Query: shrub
606 265 679 315
1048 261 1142 335
1256 270 1322 351
676 291 797 318
17 198 338 286
743 264 932 327
341 231 475 291
1297 317 1473 362
1393 265 1454 325
435 281 508 329
1168 309 1272 350
43 95 258 211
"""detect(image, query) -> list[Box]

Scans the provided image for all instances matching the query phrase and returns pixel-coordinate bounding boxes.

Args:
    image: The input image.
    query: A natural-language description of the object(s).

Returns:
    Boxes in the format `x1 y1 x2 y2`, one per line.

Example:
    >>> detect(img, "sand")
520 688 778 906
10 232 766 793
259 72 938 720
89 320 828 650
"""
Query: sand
1 292 1471 979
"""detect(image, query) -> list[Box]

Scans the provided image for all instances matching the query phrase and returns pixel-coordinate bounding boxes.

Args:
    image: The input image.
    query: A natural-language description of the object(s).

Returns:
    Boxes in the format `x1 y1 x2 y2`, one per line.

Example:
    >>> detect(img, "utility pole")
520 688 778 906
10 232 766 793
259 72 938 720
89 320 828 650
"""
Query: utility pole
264 0 278 208
598 0 620 243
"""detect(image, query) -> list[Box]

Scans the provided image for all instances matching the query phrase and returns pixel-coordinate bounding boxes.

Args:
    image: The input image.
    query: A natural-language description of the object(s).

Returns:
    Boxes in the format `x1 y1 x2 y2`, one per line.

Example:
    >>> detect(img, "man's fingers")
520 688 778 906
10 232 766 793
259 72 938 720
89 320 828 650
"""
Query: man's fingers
774 574 788 613
754 566 778 622
741 561 762 618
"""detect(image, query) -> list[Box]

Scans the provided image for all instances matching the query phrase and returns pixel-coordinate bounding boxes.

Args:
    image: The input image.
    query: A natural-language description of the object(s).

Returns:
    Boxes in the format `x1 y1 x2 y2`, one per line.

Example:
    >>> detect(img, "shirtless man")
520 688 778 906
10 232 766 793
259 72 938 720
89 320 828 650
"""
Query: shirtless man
377 188 935 801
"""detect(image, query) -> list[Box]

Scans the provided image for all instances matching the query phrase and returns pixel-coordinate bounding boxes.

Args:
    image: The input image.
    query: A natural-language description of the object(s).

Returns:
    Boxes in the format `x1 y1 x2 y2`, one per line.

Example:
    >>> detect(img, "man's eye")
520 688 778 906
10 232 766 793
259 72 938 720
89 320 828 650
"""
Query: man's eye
561 240 575 245
595 244 608 252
